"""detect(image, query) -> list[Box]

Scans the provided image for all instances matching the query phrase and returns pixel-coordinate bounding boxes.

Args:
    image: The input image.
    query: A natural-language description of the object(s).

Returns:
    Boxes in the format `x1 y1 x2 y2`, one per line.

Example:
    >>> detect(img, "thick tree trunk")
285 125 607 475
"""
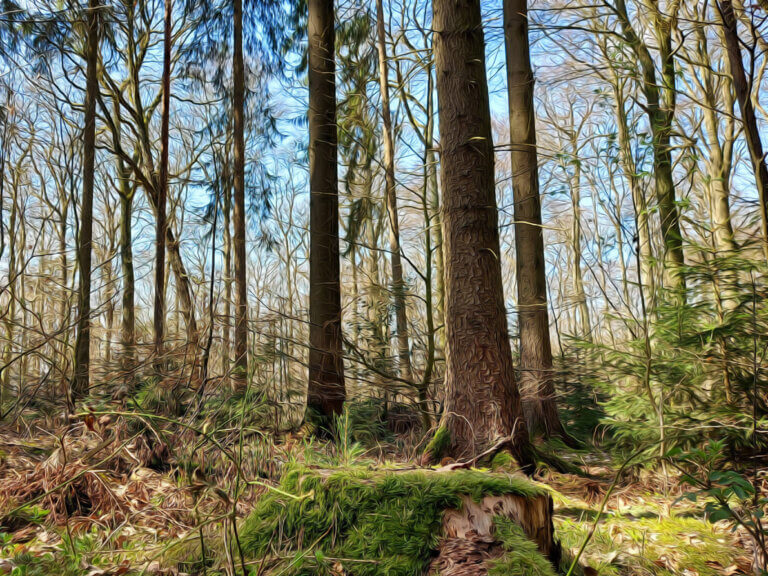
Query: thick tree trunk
432 0 533 470
376 0 412 383
232 0 249 389
718 0 768 259
154 0 172 366
72 0 99 401
503 0 569 441
306 0 346 422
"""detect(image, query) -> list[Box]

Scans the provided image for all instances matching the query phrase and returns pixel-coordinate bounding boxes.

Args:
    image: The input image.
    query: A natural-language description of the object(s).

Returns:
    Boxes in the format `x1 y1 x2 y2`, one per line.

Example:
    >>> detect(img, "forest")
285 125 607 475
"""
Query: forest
0 0 767 574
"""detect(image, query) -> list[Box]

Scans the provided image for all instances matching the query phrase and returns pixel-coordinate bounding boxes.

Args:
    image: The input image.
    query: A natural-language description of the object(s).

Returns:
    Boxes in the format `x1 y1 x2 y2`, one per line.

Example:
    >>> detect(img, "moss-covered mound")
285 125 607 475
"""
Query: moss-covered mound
240 466 556 576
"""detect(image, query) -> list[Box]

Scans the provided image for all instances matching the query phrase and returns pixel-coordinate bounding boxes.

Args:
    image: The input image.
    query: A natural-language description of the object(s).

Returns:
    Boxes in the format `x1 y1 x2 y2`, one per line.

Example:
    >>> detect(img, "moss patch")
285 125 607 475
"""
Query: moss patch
240 465 547 576
423 426 451 462
489 517 557 576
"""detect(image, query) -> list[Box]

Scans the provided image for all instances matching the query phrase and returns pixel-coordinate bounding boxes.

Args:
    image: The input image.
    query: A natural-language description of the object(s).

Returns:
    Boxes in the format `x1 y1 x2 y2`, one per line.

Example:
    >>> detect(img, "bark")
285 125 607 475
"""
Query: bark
155 0 172 365
615 0 686 297
717 0 768 259
0 89 7 262
376 0 412 382
306 0 346 422
222 166 232 382
72 0 99 401
611 74 655 310
503 0 569 440
567 128 591 340
693 15 738 311
232 0 249 389
118 174 135 370
433 0 533 469
121 9 198 344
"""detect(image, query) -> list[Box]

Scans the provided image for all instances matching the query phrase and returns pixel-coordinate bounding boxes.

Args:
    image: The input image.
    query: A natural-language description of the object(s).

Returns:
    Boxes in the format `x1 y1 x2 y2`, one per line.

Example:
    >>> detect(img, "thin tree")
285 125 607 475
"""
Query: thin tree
232 0 249 389
155 0 172 366
375 0 412 382
613 0 686 297
430 0 533 469
503 0 572 442
72 0 100 400
717 0 768 259
306 0 346 422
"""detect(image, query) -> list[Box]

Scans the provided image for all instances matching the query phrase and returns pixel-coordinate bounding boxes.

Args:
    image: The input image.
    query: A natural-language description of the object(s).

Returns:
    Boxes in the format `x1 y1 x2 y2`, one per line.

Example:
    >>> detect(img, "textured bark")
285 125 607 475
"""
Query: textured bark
232 0 249 388
72 0 99 401
306 0 346 421
503 0 568 440
376 0 412 382
154 0 172 365
433 0 533 468
718 0 768 259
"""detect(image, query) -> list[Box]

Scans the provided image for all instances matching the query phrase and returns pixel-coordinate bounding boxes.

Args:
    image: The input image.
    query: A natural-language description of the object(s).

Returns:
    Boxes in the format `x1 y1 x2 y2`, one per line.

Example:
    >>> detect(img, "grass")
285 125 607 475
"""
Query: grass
553 489 743 575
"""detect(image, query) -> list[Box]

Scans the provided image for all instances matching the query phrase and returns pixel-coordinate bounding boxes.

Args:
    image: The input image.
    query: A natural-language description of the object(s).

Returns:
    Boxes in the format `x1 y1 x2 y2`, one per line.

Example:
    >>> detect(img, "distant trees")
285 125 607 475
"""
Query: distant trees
3 0 768 492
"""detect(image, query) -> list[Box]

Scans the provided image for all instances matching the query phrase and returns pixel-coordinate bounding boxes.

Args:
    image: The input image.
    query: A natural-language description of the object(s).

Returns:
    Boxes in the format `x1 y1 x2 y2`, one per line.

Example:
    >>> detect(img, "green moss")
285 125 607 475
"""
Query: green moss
490 451 516 470
489 517 556 576
555 511 741 576
240 466 546 576
423 426 451 461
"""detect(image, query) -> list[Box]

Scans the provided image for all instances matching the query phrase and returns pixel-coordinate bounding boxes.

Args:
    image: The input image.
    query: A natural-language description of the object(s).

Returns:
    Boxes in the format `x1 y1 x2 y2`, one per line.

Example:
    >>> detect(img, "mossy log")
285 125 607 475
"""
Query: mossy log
240 465 559 576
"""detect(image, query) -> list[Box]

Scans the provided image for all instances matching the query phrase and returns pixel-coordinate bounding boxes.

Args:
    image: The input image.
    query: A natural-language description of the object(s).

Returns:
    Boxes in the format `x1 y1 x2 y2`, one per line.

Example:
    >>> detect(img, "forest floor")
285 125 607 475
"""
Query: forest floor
0 418 755 576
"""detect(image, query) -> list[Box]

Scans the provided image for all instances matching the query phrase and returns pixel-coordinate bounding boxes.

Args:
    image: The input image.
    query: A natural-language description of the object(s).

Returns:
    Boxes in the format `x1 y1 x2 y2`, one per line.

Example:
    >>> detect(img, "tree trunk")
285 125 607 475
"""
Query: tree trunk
718 0 768 259
222 168 232 382
232 0 249 390
503 0 569 441
376 0 412 383
567 129 591 340
119 174 135 371
154 0 172 366
611 73 655 310
432 0 533 470
306 0 346 422
615 0 686 297
72 0 99 401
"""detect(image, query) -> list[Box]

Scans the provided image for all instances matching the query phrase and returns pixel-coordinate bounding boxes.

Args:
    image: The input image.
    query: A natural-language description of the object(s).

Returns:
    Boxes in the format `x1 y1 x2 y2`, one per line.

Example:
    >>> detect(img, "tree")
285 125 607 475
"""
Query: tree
375 0 412 382
431 0 533 469
503 0 571 441
717 0 768 259
232 0 249 388
72 0 100 401
613 0 686 297
155 0 172 366
306 0 345 422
